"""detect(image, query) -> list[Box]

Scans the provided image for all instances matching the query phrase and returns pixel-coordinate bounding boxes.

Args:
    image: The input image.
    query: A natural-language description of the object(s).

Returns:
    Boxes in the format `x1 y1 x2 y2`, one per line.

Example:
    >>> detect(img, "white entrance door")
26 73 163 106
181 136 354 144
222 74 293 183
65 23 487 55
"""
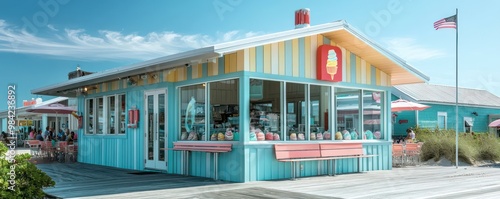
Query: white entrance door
144 89 167 170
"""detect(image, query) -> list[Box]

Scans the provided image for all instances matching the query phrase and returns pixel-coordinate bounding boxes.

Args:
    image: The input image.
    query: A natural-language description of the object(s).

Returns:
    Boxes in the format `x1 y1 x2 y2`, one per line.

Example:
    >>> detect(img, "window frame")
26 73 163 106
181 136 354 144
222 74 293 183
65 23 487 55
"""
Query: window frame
437 112 447 130
85 93 126 135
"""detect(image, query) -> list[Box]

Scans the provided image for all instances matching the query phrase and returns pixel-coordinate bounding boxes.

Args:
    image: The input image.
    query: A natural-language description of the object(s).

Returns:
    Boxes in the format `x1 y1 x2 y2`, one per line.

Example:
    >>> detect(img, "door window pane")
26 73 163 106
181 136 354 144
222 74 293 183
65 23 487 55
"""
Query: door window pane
158 94 165 161
147 95 154 160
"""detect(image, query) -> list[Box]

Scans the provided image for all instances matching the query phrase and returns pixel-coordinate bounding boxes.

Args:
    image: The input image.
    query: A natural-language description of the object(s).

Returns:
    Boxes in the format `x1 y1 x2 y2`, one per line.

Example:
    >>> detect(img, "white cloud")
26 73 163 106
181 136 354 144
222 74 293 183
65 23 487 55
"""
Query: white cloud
383 38 445 61
47 24 58 31
0 19 261 61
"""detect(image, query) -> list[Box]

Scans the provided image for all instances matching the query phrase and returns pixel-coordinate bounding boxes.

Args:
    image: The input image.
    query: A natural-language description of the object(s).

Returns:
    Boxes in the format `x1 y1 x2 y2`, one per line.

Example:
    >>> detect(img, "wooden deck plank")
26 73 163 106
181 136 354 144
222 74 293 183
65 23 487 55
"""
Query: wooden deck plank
37 162 500 199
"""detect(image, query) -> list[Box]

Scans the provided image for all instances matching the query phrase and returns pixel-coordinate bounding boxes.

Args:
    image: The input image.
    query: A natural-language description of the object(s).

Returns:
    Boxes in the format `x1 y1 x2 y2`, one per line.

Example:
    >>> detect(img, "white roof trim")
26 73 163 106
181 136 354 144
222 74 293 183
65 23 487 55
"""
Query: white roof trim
32 47 220 96
32 20 428 97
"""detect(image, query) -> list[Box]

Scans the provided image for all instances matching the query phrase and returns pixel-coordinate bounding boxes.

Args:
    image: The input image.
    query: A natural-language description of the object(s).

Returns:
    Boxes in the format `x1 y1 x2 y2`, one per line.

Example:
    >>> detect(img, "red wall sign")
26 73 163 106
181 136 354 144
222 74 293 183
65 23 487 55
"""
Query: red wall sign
316 45 342 82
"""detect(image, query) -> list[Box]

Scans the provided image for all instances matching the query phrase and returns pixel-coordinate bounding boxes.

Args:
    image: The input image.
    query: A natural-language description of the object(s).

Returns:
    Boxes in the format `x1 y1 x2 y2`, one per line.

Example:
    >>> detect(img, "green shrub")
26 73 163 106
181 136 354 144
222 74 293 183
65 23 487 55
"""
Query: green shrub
415 127 500 165
1 142 55 199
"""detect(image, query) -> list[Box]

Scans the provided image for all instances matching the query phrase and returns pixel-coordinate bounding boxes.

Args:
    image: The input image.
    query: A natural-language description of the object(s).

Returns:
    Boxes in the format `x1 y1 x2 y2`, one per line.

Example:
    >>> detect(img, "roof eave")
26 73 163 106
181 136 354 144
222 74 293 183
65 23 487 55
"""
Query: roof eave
342 24 430 84
31 46 220 97
214 20 346 54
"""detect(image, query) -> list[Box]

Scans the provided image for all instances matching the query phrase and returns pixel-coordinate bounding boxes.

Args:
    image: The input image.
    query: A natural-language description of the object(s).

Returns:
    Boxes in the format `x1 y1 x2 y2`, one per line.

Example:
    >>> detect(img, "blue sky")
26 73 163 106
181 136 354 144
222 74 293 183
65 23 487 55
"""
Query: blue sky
1 0 499 111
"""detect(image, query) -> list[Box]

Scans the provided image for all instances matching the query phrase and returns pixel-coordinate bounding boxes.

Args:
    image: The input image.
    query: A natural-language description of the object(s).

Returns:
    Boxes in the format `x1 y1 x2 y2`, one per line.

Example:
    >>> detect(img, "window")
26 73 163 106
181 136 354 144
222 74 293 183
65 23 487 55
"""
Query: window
108 96 116 134
210 79 239 141
286 82 306 140
85 98 94 134
310 85 331 140
438 112 447 129
118 94 126 134
335 88 385 140
97 97 104 134
464 117 473 133
85 94 126 135
180 84 206 141
335 88 360 140
363 91 383 140
249 79 282 141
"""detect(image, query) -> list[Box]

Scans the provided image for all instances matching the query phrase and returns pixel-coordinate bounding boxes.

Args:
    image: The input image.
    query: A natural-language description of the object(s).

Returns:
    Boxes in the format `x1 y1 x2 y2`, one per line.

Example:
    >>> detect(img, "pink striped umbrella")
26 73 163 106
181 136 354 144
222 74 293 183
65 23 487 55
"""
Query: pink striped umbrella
391 99 430 112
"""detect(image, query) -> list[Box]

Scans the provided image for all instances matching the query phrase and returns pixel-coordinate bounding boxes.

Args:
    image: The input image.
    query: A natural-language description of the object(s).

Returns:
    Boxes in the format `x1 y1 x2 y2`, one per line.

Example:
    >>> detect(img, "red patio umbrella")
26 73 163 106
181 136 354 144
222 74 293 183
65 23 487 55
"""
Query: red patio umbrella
391 99 430 112
27 103 76 132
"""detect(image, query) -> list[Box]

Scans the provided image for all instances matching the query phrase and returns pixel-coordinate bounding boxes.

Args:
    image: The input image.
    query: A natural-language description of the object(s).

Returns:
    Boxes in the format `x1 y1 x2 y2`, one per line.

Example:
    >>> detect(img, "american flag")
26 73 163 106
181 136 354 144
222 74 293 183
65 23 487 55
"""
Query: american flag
434 15 457 30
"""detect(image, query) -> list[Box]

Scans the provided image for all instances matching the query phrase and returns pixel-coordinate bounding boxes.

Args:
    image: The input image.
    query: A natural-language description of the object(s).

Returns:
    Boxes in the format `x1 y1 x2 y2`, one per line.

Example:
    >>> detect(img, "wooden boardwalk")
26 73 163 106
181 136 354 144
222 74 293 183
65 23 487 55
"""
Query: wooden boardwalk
38 162 500 199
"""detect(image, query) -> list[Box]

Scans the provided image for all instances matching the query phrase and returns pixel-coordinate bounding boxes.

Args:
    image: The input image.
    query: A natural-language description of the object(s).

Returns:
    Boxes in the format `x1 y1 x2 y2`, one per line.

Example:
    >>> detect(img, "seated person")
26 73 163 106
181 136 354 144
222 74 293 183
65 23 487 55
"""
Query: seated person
57 130 65 141
29 130 35 140
66 131 74 144
36 131 44 141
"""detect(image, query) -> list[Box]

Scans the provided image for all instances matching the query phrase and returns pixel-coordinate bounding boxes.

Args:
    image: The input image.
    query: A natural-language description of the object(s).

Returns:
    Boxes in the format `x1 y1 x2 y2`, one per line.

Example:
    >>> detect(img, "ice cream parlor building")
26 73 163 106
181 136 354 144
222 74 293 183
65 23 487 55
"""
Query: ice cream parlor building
32 9 429 182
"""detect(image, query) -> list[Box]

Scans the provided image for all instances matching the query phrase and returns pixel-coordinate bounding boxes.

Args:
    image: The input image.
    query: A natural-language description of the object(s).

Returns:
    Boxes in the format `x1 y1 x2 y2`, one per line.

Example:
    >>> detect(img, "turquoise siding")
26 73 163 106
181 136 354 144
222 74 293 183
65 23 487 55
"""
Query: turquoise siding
245 142 391 181
416 104 500 132
393 99 500 136
75 50 394 183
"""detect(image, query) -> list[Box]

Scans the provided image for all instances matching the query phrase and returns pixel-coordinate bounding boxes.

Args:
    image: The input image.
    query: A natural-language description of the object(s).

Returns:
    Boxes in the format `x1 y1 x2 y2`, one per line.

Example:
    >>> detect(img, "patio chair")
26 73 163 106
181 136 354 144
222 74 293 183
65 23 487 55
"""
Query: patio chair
392 144 405 167
56 141 68 163
27 140 41 157
41 141 56 161
66 145 77 162
405 143 422 166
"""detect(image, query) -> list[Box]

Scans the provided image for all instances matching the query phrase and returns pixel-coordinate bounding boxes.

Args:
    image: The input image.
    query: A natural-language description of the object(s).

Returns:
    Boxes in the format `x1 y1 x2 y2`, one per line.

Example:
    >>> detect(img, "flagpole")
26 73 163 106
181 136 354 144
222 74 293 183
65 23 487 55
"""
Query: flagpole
455 8 459 169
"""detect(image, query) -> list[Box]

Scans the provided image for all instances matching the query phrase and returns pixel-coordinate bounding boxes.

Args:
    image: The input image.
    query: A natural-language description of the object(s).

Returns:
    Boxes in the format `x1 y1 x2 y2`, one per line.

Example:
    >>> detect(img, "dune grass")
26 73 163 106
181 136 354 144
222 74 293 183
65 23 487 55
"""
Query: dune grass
415 127 500 165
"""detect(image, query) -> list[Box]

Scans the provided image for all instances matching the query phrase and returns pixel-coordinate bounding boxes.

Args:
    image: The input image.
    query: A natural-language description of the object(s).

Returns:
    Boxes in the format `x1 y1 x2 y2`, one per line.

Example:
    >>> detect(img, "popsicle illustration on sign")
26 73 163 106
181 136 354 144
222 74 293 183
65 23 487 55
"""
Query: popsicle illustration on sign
316 45 343 82
326 49 338 79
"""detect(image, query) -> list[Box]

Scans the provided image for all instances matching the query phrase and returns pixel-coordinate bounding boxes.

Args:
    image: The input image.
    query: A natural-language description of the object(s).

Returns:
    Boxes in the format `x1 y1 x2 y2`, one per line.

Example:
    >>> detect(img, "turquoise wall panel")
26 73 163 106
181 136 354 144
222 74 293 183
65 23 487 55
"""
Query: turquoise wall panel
393 99 500 135
245 142 390 182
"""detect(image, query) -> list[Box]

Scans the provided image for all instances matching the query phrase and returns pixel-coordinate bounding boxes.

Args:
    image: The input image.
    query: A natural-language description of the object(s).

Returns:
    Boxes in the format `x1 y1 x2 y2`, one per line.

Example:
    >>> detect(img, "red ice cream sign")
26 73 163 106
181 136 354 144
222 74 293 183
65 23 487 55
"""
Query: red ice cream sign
316 45 342 82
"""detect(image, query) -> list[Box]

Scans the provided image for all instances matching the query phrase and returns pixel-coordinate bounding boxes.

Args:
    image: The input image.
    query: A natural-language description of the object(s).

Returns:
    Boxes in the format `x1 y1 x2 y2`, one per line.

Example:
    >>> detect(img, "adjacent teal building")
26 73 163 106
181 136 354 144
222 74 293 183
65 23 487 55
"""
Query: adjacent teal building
32 19 429 182
392 83 500 137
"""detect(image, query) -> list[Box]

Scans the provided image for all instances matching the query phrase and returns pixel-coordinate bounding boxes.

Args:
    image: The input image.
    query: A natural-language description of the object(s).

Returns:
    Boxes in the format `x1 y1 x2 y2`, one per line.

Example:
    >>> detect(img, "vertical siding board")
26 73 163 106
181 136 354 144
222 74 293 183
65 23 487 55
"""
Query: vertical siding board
271 43 279 75
278 42 285 75
255 46 264 73
350 53 356 83
249 47 256 72
263 44 271 74
292 39 299 77
244 48 250 71
298 37 305 78
304 36 311 78
236 50 244 72
285 40 293 76
230 53 238 73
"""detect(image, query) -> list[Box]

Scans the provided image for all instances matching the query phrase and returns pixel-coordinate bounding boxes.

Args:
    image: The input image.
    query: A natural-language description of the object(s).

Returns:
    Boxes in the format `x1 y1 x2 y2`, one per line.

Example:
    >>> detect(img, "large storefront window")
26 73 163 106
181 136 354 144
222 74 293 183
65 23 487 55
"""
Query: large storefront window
210 79 239 141
249 79 282 141
286 83 306 141
363 91 383 140
180 84 206 141
310 85 331 140
335 88 360 140
335 88 384 140
85 94 126 135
